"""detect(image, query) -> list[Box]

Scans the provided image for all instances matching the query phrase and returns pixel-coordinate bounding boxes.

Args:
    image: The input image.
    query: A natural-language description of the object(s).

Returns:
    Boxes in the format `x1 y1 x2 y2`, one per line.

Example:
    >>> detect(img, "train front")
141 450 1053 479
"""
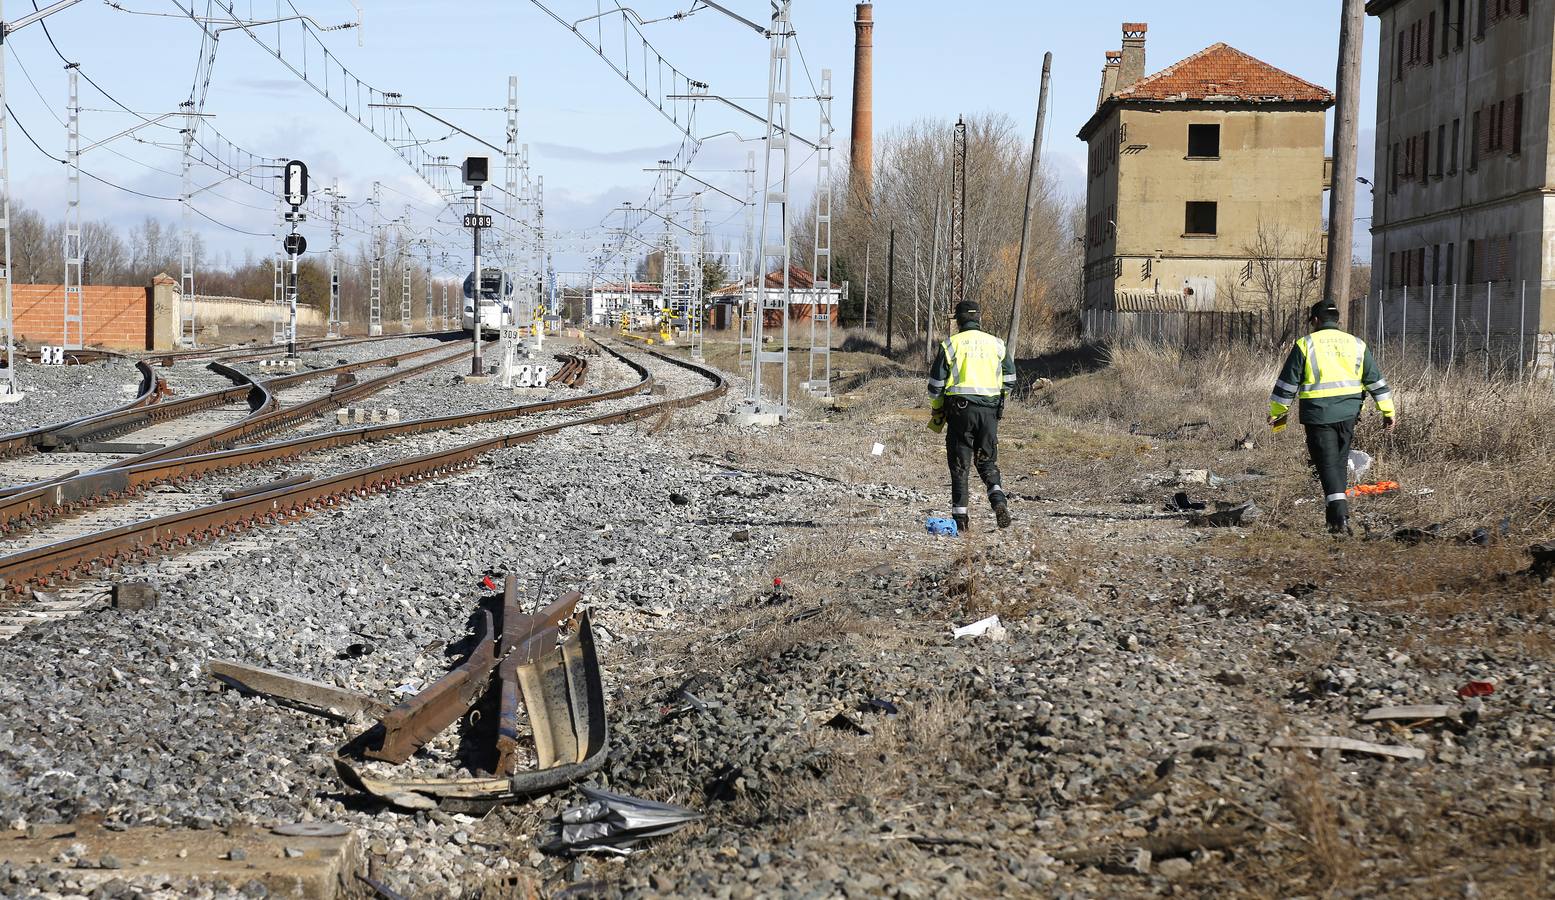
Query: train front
461 268 513 336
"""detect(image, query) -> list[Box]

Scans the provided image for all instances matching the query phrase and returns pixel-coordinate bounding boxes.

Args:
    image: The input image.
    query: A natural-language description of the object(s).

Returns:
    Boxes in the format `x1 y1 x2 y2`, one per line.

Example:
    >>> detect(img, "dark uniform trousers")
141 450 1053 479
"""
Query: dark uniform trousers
945 399 1003 511
1305 419 1355 528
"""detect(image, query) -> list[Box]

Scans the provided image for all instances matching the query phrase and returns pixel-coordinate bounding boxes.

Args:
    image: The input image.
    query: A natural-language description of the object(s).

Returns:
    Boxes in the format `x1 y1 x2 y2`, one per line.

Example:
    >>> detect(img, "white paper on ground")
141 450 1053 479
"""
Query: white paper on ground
953 615 1004 639
871 442 885 456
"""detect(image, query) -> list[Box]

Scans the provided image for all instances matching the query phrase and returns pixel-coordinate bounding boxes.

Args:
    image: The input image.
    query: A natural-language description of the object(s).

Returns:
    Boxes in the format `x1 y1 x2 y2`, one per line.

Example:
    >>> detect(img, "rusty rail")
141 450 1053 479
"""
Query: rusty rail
0 360 158 461
0 353 597 535
0 343 723 600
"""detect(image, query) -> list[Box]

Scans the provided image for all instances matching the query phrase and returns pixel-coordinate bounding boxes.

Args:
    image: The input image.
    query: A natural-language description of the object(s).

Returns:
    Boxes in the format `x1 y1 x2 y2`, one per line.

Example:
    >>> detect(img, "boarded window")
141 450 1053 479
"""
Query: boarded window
1184 202 1217 236
1187 123 1220 158
1436 124 1447 176
1397 31 1407 78
1476 0 1487 36
1445 243 1456 285
1511 93 1524 154
1455 0 1467 47
1427 11 1437 61
1450 118 1461 172
1470 110 1481 168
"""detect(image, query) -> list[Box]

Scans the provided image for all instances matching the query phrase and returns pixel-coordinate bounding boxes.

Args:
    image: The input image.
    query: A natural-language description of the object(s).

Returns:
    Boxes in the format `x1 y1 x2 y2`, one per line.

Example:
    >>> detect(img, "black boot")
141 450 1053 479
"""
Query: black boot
1325 499 1351 536
953 514 970 535
992 494 1011 529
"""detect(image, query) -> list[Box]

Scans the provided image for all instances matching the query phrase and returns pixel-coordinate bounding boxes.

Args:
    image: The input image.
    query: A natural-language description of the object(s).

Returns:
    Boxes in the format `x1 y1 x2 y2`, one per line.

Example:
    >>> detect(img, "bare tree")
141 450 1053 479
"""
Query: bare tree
1218 222 1324 346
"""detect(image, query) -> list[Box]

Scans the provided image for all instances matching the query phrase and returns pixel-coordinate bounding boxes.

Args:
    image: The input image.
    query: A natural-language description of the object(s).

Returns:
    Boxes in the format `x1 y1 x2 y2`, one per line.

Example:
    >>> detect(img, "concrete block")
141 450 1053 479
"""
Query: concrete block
335 409 350 426
111 581 159 611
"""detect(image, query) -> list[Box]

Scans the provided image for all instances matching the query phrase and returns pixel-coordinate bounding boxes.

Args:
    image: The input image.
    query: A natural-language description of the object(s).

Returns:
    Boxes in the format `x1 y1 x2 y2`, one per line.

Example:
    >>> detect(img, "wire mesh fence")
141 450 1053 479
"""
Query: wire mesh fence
1356 281 1553 382
1084 280 1553 384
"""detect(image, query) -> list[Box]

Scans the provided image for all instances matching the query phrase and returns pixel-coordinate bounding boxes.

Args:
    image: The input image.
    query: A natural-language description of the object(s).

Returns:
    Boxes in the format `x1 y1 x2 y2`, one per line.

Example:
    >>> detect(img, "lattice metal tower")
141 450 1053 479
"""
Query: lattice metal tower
399 211 412 332
178 103 198 347
327 181 342 337
738 150 756 371
423 241 434 326
369 182 383 336
949 116 967 306
750 2 796 413
62 66 83 350
806 68 835 399
272 191 286 345
689 192 705 360
504 76 520 327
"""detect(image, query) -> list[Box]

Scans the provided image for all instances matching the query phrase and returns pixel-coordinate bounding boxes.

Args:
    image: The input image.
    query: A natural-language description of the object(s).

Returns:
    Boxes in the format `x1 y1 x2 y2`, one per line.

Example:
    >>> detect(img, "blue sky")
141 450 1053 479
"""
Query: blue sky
2 1 1380 274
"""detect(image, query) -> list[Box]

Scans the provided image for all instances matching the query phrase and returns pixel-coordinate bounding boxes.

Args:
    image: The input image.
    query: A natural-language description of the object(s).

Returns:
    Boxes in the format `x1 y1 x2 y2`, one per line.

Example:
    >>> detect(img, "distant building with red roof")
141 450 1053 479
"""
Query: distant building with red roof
1079 23 1335 320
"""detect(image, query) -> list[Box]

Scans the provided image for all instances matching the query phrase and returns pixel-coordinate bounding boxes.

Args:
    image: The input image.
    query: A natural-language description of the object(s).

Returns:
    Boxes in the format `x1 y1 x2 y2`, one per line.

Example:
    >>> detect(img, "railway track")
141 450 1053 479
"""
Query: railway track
0 341 468 497
0 342 721 636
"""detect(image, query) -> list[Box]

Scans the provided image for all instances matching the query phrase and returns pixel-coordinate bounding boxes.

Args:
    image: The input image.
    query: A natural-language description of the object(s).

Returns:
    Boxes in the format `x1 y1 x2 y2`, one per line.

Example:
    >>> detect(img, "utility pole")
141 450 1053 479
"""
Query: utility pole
886 228 895 354
464 156 490 377
179 100 198 347
1009 51 1052 358
399 211 411 332
1324 0 1365 326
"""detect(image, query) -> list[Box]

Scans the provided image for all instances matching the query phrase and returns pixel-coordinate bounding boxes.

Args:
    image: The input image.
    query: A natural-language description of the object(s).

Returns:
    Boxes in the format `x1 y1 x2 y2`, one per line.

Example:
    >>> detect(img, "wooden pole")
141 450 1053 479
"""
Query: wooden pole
1323 0 1366 326
1008 51 1052 359
886 228 896 354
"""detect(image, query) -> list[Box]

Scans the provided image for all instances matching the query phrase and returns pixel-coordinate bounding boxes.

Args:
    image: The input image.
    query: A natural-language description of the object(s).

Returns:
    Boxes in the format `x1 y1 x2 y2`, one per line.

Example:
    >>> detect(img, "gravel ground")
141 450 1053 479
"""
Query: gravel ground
1 338 1551 898
0 359 142 432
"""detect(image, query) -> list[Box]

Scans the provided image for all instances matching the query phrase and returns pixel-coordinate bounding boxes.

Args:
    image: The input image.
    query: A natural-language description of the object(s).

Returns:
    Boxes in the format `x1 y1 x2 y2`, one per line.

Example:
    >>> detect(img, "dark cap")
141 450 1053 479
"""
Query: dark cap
1310 300 1341 323
952 300 981 321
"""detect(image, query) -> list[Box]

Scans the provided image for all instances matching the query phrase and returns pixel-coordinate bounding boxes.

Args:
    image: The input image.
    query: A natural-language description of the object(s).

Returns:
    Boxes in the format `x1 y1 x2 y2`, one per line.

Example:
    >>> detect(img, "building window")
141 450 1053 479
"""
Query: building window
1470 110 1480 169
1184 201 1217 236
1420 131 1430 184
1187 123 1220 158
1512 93 1524 155
1450 118 1461 173
1427 11 1437 61
1445 242 1456 284
1436 125 1446 177
1390 143 1401 192
1475 0 1487 37
1396 31 1406 78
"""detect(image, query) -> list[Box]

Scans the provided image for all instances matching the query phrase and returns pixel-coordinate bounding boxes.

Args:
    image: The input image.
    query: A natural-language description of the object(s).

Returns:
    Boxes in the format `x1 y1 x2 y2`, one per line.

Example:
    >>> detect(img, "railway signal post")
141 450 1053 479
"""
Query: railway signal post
282 160 309 358
463 156 491 378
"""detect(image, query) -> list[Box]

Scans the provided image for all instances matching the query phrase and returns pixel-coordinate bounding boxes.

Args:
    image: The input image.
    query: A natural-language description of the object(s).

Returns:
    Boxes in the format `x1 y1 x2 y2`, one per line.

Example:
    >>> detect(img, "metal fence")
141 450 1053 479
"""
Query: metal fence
1084 281 1554 383
1082 307 1303 354
1358 281 1553 381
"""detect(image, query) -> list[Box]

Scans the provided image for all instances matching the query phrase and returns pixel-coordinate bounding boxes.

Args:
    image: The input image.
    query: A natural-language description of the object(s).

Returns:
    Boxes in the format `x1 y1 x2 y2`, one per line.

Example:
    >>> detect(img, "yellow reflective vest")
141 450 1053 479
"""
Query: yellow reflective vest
1269 328 1396 425
928 326 1016 410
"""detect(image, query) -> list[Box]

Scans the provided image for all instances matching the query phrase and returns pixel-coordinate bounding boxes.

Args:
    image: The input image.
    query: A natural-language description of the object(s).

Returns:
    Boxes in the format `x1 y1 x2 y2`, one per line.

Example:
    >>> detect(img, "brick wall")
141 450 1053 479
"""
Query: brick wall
10 283 153 350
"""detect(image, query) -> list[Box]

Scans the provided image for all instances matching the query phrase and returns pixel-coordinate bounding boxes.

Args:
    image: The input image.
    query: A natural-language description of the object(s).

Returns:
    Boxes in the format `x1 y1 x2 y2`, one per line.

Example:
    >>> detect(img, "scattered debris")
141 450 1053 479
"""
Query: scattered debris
1391 524 1443 545
1170 492 1206 512
871 442 885 456
952 615 1005 640
729 528 751 542
669 491 691 506
925 516 959 536
822 712 871 735
542 787 702 856
1348 480 1399 498
110 581 159 611
1213 671 1246 687
337 579 608 809
272 823 350 838
1268 735 1426 761
1362 705 1457 723
1523 543 1555 581
1347 450 1373 477
1457 680 1496 699
859 698 900 716
1189 500 1261 528
206 659 388 722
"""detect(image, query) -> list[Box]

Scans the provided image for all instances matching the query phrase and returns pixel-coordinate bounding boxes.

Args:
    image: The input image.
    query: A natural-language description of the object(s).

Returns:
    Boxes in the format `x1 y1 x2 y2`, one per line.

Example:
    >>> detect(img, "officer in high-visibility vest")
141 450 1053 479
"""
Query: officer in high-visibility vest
928 300 1017 534
1268 300 1397 535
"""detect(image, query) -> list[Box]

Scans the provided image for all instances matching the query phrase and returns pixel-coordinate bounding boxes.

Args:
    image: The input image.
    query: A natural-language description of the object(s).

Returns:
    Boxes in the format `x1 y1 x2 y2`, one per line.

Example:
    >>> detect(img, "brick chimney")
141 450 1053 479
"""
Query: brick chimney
850 2 874 201
1099 51 1122 106
1118 23 1148 91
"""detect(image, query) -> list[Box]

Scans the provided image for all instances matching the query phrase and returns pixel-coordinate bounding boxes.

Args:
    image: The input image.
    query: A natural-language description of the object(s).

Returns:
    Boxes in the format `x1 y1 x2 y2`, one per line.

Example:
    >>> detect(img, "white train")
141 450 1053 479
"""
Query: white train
461 268 513 335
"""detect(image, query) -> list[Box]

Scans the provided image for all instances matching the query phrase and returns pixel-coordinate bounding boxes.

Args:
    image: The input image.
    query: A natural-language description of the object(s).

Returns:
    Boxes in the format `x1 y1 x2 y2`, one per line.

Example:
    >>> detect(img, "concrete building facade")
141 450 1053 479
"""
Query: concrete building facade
1367 0 1553 370
1079 24 1334 316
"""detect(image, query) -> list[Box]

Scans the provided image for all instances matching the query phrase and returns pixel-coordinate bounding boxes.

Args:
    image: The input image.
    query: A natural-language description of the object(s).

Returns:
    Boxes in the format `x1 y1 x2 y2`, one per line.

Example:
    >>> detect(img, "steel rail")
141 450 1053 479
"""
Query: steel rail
0 360 159 461
0 354 588 536
0 344 724 600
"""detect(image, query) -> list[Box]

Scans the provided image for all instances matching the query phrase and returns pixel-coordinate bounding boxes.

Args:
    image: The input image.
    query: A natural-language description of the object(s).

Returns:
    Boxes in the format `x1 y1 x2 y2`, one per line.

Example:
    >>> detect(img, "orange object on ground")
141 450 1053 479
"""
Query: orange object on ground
1346 481 1400 498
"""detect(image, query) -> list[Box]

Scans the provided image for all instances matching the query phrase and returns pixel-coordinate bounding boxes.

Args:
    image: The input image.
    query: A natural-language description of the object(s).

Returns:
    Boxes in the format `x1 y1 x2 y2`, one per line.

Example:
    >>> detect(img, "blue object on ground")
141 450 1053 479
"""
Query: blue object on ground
926 517 959 536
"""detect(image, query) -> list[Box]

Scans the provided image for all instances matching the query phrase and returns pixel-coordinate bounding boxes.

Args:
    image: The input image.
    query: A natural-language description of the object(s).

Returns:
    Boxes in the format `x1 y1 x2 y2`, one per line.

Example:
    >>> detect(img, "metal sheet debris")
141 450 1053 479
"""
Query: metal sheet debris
542 787 702 856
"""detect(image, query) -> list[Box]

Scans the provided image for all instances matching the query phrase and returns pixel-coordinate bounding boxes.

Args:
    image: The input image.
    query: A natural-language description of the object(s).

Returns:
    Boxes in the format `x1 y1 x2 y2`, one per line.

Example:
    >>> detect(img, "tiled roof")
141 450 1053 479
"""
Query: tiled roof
1112 43 1333 104
595 282 661 293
